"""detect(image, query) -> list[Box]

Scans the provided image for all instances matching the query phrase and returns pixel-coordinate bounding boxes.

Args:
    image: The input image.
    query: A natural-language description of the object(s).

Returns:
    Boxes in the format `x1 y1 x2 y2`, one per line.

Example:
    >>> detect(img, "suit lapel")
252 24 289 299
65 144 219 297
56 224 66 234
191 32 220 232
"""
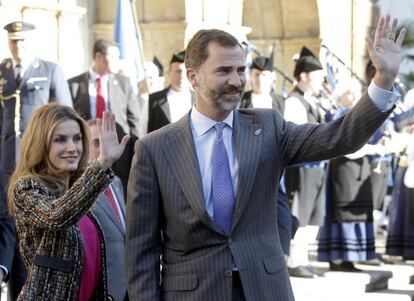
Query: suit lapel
96 189 125 234
112 180 126 221
231 110 262 230
159 89 171 123
79 73 92 120
107 73 118 112
163 114 222 233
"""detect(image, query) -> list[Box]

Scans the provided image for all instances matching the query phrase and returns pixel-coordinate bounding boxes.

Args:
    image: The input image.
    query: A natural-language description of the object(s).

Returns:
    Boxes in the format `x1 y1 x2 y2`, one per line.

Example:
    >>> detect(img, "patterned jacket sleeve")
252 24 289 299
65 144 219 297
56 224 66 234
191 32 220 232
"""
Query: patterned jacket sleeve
13 160 113 230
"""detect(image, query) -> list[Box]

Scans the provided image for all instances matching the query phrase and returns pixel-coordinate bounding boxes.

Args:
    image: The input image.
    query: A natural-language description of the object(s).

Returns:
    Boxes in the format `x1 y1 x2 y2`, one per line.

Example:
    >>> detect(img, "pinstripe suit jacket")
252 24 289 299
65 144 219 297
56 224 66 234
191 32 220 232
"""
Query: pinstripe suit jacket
126 93 390 301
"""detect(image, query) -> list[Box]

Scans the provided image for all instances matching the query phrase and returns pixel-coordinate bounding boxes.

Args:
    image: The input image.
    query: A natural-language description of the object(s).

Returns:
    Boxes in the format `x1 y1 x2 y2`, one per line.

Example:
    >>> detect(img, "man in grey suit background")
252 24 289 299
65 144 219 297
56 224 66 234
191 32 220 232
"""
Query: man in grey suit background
88 120 127 301
68 39 143 194
126 15 405 300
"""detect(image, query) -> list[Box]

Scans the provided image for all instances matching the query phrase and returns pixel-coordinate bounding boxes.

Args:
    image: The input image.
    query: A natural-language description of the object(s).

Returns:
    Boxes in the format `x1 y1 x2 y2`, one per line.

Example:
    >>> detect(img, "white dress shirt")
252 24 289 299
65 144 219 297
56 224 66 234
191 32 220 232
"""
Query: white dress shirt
251 92 273 109
167 88 193 123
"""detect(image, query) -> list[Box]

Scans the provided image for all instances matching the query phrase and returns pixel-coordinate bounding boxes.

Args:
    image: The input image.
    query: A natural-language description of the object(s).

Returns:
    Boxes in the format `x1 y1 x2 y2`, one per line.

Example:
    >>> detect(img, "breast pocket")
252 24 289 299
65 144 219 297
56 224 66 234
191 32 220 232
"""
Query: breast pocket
24 80 48 105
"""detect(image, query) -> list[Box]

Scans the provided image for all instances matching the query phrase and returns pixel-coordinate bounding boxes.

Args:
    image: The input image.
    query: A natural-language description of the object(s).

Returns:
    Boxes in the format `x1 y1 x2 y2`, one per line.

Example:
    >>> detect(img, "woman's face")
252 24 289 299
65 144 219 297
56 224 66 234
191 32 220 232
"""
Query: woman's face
48 119 83 181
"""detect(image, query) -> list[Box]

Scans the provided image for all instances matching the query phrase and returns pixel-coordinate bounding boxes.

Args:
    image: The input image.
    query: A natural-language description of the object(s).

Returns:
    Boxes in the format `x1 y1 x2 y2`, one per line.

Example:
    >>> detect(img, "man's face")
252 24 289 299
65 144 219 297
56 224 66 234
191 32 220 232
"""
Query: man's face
251 68 274 94
8 38 26 63
96 45 120 74
301 69 324 95
169 62 187 91
88 124 100 162
188 42 246 115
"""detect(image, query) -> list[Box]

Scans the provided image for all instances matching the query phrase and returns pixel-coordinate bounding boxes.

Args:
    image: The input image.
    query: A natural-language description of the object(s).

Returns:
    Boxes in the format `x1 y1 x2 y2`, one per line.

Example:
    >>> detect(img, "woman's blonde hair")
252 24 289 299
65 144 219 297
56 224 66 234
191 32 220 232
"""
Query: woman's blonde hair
7 104 90 212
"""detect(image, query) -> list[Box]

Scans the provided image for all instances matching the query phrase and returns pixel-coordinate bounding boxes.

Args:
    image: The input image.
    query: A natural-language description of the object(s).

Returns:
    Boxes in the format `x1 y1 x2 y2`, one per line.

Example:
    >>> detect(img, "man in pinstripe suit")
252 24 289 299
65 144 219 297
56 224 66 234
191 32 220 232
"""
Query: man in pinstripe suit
126 15 405 300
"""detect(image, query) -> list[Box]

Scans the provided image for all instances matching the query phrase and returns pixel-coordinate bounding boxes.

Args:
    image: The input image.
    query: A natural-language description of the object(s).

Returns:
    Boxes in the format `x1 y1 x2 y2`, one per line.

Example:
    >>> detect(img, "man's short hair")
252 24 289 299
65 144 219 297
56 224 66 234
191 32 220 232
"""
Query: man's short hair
92 39 118 58
185 29 240 70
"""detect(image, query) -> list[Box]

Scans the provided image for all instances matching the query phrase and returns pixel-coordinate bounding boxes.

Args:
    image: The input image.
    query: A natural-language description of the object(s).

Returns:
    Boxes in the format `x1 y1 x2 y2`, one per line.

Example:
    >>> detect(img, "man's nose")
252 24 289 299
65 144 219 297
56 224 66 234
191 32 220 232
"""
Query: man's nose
228 71 243 87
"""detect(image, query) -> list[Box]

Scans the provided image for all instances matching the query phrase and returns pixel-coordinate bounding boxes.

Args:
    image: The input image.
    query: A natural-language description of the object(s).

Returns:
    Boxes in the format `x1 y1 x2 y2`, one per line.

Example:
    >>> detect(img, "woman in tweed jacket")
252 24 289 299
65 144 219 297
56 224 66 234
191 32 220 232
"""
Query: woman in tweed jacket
7 104 129 300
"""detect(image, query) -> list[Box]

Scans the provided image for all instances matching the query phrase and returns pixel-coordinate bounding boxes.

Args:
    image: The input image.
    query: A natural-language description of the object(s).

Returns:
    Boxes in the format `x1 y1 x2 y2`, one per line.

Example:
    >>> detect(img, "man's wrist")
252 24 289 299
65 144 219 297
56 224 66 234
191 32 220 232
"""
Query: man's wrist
373 72 395 91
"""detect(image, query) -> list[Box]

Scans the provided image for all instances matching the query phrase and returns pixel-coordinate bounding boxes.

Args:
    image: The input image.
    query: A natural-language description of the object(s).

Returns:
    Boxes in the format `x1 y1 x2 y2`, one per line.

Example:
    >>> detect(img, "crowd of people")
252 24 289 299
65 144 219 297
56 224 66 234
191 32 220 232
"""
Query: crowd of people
0 14 412 301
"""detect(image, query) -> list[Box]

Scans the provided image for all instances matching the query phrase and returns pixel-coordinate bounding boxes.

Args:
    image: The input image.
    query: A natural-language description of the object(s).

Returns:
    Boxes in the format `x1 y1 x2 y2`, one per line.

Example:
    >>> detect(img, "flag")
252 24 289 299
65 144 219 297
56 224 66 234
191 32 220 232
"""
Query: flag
325 48 337 90
114 0 145 93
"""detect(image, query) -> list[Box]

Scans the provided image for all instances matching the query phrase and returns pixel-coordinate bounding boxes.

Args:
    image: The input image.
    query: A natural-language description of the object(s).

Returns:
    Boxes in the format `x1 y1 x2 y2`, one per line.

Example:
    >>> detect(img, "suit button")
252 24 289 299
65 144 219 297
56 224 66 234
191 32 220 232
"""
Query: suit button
225 270 232 277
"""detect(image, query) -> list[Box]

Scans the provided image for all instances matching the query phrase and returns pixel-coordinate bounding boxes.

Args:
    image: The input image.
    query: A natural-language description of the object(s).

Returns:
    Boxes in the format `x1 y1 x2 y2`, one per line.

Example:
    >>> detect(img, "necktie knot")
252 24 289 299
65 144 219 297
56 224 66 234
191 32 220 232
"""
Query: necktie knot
214 122 226 137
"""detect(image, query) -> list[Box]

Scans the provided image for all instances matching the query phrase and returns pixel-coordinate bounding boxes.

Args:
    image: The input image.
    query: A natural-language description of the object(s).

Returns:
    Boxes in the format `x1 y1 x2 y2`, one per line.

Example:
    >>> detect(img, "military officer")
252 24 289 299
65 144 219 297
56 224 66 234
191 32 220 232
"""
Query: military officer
0 21 72 178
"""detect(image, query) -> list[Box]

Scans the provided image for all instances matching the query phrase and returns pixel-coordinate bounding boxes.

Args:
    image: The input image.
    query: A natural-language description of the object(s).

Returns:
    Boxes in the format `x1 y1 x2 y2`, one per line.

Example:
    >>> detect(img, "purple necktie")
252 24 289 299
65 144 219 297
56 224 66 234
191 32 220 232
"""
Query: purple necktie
211 122 235 235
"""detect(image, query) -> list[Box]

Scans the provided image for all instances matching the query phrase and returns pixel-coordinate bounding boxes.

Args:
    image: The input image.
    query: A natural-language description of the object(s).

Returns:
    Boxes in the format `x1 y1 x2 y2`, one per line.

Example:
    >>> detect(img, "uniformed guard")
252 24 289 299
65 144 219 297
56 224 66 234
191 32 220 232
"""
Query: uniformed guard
0 22 73 300
0 21 73 179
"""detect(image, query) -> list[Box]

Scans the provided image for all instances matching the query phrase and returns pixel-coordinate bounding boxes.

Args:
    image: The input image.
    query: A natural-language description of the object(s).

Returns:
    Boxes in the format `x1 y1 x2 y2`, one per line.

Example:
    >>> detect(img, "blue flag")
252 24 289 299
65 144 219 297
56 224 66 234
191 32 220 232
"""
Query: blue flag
114 0 145 92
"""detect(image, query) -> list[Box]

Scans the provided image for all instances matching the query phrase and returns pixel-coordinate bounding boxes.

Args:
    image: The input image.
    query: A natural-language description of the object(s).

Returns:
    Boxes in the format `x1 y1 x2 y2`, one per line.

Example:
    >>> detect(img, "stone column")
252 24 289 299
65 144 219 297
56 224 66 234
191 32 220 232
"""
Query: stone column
0 0 86 77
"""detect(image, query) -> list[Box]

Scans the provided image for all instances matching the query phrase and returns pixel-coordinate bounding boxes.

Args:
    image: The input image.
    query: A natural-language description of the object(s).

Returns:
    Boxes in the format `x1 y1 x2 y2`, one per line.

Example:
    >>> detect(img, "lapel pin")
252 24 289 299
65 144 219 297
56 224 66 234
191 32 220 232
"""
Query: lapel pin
254 128 262 136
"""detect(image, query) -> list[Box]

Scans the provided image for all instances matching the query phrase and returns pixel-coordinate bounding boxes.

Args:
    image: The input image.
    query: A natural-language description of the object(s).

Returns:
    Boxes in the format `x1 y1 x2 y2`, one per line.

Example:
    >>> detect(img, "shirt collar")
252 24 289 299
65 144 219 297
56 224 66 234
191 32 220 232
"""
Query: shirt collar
89 67 108 82
190 106 233 137
12 58 28 73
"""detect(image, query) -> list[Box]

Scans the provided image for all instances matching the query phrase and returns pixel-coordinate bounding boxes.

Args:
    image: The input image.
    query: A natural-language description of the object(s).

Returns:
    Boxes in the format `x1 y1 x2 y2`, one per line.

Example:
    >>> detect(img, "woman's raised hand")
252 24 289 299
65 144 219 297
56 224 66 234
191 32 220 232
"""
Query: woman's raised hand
97 111 130 170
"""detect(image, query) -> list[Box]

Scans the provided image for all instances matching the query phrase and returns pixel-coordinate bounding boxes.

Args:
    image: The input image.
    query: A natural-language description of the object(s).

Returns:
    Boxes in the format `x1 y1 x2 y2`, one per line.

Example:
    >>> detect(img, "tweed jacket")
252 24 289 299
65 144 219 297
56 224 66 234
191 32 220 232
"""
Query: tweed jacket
126 93 391 301
13 161 113 300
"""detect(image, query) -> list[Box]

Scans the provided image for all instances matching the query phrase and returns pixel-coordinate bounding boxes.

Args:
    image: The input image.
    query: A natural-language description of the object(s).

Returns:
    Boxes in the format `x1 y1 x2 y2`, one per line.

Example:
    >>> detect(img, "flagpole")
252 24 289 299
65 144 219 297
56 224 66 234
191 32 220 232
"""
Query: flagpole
321 44 367 88
129 0 146 79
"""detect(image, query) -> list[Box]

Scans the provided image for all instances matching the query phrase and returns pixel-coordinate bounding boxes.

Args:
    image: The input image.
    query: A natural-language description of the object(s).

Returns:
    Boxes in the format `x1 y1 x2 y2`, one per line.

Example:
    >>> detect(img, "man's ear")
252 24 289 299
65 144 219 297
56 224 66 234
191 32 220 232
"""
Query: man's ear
187 68 198 88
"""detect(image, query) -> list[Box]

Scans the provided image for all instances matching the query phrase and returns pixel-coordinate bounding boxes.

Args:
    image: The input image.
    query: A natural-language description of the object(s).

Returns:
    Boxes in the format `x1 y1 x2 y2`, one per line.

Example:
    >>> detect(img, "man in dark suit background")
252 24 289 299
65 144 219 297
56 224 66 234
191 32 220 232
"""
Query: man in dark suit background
126 16 405 300
147 50 194 133
0 21 72 300
68 39 143 194
87 120 127 301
